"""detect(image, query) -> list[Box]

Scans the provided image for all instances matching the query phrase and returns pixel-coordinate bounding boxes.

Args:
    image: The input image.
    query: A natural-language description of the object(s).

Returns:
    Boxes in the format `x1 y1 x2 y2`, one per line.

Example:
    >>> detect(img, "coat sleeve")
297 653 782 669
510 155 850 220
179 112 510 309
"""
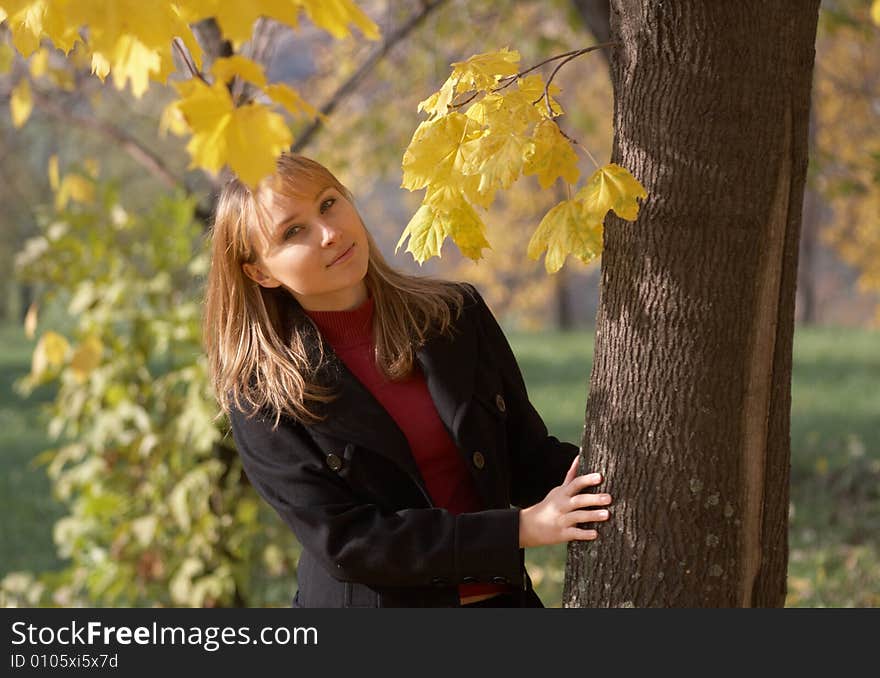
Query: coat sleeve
227 403 524 589
465 284 580 508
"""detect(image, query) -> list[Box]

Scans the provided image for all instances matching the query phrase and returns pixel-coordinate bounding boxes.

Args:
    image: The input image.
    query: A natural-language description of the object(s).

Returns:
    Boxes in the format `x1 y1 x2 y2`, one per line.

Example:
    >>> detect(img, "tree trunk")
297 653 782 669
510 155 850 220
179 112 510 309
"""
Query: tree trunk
563 1 820 607
572 0 612 68
797 101 820 326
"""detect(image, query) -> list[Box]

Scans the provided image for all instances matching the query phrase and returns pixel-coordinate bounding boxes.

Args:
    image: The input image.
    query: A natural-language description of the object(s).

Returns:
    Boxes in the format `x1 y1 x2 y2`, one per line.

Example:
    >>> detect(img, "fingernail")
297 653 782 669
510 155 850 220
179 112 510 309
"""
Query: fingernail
588 473 601 481
598 510 609 518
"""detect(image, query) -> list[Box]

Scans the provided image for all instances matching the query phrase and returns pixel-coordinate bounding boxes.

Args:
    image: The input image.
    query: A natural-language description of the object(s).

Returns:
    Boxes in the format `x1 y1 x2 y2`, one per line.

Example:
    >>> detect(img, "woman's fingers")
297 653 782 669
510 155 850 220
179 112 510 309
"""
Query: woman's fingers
562 455 580 486
565 509 610 526
565 527 599 541
565 471 603 496
571 492 612 508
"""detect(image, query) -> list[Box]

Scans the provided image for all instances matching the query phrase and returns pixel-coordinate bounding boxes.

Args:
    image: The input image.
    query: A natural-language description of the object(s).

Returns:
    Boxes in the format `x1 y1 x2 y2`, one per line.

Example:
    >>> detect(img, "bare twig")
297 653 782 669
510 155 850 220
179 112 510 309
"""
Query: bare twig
172 38 209 84
450 41 619 111
25 86 187 191
292 0 449 153
555 122 600 169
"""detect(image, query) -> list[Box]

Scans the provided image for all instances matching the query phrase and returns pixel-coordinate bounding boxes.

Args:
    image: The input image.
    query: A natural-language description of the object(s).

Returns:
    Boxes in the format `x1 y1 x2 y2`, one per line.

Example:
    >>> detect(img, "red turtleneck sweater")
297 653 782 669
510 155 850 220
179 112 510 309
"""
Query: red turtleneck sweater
304 293 511 602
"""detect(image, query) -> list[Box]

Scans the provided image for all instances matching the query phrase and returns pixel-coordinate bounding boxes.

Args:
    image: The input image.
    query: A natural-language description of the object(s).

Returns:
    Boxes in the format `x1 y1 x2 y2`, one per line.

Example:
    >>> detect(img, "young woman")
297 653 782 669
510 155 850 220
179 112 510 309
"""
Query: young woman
203 153 613 608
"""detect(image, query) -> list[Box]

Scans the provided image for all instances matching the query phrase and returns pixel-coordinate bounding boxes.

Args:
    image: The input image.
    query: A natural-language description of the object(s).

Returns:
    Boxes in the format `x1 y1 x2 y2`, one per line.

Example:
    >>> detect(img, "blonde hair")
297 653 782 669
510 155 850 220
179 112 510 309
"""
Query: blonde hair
202 153 466 428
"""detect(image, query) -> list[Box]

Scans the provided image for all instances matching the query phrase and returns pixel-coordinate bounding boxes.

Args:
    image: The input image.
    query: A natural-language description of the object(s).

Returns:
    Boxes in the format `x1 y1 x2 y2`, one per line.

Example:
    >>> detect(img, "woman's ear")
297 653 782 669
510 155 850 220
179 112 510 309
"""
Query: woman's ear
242 262 282 288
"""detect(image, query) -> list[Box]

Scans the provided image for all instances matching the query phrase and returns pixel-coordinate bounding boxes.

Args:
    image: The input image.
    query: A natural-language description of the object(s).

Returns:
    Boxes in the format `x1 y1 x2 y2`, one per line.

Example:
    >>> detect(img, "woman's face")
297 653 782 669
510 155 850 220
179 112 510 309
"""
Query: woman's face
243 183 370 311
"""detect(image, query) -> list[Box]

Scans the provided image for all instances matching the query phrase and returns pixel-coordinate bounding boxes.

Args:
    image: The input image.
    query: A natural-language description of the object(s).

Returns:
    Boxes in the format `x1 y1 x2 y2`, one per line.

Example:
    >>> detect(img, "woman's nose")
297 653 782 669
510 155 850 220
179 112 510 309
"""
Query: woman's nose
319 222 343 246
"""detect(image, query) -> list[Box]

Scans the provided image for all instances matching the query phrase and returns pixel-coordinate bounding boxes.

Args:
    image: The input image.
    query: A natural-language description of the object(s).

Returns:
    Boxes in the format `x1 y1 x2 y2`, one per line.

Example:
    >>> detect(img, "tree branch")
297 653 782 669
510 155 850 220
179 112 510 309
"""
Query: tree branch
291 0 449 153
26 86 186 191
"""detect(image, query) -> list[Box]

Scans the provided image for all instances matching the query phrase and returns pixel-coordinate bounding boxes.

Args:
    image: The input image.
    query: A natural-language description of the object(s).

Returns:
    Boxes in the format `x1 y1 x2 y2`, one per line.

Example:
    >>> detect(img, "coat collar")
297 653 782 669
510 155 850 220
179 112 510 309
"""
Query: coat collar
299 302 478 478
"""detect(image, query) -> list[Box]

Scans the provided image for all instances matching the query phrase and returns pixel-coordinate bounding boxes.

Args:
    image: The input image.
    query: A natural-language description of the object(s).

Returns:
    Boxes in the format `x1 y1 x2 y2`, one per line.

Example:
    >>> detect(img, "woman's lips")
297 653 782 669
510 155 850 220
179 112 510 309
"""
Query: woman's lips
328 243 355 267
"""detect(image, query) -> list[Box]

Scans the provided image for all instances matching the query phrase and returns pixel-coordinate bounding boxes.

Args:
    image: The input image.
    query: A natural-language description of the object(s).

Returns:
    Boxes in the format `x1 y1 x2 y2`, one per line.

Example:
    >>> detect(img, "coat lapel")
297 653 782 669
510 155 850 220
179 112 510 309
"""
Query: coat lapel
415 315 477 446
300 302 478 478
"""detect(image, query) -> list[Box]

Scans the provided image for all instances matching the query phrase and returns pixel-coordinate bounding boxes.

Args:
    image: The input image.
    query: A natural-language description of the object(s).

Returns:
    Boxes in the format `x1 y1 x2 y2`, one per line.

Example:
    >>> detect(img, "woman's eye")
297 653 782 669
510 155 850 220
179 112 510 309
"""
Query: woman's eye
284 225 302 239
321 198 336 213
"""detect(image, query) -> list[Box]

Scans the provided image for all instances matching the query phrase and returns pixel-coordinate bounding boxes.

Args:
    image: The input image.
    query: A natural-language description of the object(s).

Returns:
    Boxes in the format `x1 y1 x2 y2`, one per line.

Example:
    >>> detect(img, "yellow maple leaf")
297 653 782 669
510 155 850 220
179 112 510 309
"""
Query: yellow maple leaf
100 34 161 98
401 113 481 191
517 74 563 117
449 47 520 92
175 74 293 186
175 79 236 172
47 154 59 191
158 101 188 138
36 1 83 54
10 78 32 128
31 330 70 379
396 197 490 263
70 335 103 383
576 163 647 221
70 2 181 94
527 199 603 273
0 43 14 74
301 0 380 40
872 0 880 26
224 104 293 187
91 52 111 81
460 130 529 193
464 93 504 127
445 200 491 260
395 204 451 263
417 77 456 120
464 90 540 135
523 119 580 189
3 1 52 57
28 46 49 78
54 173 95 211
212 55 267 87
265 83 324 121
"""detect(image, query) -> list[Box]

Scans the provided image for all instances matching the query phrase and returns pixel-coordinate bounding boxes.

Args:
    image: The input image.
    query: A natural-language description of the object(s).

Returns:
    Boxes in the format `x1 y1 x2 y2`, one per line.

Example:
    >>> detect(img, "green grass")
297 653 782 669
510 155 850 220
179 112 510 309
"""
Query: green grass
0 323 67 575
2 322 878 607
509 325 880 608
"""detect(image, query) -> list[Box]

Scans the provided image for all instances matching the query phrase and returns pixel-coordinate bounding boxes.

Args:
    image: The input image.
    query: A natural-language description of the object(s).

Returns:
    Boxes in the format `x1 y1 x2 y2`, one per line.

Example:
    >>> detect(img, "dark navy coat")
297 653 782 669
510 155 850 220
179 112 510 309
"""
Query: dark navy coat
227 283 578 607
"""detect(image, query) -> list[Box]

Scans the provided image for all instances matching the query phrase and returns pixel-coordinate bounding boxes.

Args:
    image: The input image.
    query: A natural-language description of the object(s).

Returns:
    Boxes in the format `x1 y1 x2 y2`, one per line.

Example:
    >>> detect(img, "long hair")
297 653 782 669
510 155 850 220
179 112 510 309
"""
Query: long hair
202 153 466 429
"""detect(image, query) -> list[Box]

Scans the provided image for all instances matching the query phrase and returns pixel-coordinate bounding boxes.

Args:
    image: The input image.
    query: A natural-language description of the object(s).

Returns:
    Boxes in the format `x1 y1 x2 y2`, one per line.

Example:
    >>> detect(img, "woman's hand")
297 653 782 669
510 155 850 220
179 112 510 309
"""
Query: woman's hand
518 456 612 548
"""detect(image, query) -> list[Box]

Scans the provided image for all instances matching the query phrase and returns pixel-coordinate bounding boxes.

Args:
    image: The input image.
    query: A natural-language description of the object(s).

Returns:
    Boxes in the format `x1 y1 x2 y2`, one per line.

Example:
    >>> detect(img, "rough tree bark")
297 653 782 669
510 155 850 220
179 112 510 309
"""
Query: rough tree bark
563 1 821 607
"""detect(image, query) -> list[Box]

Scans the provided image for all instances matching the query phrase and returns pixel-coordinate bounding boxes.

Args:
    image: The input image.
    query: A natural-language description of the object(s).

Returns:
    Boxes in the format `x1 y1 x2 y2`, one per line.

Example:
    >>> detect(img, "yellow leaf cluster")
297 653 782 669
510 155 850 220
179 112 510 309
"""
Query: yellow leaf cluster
172 79 293 188
528 164 647 273
396 197 490 264
402 48 645 268
1 0 380 186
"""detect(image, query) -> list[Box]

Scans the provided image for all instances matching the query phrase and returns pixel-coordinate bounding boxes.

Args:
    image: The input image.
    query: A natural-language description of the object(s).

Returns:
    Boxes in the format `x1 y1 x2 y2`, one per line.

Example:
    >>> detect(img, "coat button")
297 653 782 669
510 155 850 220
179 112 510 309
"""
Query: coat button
495 394 506 412
431 577 447 587
326 453 343 471
472 451 485 469
462 576 478 584
491 576 509 585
